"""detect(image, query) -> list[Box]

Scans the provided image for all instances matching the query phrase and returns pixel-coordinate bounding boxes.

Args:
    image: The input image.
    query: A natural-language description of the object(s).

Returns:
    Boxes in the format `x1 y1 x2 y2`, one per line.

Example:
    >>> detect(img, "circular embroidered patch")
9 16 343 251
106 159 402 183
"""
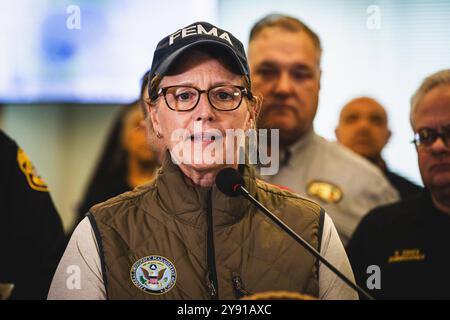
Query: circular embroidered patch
130 255 177 295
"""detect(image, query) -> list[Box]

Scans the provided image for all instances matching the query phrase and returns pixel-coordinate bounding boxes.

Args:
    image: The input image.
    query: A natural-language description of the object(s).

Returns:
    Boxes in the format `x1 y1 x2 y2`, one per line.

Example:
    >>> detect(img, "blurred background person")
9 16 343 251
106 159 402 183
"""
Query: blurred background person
140 72 166 161
347 69 450 299
0 129 66 299
335 96 422 199
247 14 399 245
76 99 161 225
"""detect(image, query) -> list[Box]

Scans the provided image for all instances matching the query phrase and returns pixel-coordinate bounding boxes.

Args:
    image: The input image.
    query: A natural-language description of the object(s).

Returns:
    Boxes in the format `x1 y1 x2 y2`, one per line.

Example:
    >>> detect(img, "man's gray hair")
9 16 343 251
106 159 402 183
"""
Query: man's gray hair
410 69 450 128
249 14 322 62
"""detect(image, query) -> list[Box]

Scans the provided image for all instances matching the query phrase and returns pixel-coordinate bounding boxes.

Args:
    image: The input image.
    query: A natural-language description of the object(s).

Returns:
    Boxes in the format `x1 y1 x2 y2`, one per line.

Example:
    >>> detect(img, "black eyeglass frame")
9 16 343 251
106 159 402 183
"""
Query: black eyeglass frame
411 126 450 148
151 84 253 112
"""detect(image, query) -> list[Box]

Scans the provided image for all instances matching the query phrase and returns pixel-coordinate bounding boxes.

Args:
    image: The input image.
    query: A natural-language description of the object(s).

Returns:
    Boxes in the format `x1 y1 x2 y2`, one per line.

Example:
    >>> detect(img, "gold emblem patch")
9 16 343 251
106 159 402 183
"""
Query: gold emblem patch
307 181 343 203
17 148 49 192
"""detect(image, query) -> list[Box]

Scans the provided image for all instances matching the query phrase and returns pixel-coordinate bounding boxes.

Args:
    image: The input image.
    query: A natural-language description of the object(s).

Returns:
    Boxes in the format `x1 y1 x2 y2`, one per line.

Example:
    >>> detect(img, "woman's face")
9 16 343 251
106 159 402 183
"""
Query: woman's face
150 52 256 173
122 106 157 163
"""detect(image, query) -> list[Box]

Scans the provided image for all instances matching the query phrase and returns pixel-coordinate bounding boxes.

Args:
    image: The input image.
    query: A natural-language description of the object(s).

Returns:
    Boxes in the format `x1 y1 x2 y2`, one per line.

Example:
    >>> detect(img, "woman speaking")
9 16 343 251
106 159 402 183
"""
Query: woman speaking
48 22 356 300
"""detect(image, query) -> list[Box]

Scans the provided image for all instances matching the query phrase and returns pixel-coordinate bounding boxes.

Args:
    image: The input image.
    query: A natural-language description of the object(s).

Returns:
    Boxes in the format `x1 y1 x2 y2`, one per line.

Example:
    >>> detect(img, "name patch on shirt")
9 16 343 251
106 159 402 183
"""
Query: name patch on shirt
307 181 343 204
388 249 426 264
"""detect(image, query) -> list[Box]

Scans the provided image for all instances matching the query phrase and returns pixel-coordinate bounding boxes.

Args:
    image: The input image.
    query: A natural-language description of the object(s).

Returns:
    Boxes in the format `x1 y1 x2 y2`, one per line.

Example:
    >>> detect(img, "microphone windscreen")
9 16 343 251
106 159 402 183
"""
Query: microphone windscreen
215 167 245 197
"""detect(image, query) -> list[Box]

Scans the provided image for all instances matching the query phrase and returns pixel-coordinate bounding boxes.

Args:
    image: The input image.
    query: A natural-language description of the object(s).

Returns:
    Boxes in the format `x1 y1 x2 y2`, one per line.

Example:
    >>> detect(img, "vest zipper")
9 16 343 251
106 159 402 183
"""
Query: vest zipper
206 189 219 299
232 274 250 299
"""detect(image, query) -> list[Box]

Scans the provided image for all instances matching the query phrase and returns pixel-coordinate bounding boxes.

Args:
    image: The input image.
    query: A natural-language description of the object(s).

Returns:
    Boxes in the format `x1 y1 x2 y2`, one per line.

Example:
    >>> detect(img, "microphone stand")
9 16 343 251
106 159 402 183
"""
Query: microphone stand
237 184 375 300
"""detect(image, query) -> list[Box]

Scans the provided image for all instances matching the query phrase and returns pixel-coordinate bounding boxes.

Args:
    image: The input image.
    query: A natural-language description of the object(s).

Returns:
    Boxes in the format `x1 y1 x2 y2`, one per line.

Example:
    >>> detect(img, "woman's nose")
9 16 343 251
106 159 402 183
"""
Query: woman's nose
193 93 215 122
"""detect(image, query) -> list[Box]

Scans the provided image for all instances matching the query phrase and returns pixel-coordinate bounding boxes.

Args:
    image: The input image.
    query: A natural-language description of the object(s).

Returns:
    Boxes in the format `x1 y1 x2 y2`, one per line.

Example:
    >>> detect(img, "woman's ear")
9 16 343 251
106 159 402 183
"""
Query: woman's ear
148 102 162 137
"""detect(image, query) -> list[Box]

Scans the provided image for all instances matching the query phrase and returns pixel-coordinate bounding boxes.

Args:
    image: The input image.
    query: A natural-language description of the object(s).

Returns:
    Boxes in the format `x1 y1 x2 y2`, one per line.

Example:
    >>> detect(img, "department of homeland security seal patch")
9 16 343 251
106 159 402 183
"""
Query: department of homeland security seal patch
130 255 177 295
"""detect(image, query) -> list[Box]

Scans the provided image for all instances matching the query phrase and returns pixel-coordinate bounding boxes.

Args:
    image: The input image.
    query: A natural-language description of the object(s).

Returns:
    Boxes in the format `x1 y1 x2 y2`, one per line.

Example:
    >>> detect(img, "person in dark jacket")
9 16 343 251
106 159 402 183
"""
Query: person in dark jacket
76 100 160 225
0 129 66 299
336 96 422 199
347 69 450 299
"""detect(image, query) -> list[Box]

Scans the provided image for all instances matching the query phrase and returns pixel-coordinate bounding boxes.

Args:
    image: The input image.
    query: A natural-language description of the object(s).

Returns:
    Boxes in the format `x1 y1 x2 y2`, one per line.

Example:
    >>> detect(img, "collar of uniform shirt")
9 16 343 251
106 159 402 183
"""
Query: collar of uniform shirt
255 129 316 170
283 129 316 162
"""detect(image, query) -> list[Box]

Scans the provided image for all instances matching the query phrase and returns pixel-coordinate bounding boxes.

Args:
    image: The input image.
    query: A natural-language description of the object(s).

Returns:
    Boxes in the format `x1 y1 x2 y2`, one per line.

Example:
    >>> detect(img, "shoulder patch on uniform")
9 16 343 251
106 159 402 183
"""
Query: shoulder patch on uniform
307 180 342 204
130 255 177 295
17 148 49 192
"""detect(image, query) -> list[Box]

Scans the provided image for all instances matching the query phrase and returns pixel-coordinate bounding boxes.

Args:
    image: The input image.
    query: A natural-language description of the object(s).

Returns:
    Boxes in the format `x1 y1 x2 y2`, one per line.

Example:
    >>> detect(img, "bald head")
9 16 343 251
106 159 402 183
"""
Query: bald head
335 97 391 162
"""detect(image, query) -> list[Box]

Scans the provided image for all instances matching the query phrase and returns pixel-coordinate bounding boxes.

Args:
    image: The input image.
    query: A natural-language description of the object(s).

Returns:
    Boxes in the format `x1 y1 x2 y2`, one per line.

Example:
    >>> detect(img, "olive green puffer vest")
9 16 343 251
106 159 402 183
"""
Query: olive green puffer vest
88 155 324 299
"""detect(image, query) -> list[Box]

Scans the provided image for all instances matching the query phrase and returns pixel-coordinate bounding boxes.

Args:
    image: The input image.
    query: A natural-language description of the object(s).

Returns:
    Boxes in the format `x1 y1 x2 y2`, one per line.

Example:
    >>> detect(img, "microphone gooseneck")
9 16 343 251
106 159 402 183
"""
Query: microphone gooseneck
215 167 374 300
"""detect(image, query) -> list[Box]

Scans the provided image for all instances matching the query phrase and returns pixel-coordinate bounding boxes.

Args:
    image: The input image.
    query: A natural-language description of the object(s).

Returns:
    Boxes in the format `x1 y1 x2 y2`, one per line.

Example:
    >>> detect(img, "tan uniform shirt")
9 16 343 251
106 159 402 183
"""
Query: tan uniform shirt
262 131 400 245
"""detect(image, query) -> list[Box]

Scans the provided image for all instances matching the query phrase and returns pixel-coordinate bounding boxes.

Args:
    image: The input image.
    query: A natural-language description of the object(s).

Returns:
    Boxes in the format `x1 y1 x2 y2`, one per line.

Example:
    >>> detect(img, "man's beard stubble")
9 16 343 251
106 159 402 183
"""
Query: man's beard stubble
257 103 306 149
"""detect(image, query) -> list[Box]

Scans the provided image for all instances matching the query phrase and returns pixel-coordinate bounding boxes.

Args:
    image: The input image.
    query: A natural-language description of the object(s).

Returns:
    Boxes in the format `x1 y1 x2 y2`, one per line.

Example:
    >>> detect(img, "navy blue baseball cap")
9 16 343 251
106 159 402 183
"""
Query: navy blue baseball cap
148 21 250 83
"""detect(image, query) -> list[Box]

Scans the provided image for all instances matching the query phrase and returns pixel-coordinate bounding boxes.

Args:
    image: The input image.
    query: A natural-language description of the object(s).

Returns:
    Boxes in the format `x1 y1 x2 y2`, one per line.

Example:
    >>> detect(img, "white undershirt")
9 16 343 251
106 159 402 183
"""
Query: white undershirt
48 213 358 300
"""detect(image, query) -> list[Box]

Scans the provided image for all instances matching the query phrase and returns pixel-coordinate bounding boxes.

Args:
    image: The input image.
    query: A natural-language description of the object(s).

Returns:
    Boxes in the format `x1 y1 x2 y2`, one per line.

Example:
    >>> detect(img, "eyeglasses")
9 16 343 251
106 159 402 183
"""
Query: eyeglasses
411 126 450 149
153 85 252 112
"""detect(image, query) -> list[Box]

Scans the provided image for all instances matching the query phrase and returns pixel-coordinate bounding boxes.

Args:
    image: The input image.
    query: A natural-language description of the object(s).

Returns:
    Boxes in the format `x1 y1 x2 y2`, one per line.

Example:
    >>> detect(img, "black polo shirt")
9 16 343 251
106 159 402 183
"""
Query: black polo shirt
385 169 423 200
347 190 450 300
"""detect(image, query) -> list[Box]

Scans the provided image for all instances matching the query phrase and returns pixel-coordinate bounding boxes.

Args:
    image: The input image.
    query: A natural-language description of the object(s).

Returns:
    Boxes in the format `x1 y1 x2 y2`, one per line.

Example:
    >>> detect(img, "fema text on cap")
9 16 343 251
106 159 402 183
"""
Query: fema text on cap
169 24 233 47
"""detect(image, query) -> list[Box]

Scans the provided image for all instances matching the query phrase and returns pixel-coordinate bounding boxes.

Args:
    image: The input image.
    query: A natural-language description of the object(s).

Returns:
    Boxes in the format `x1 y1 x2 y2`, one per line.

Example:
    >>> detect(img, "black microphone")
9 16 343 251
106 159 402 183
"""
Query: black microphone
216 167 374 300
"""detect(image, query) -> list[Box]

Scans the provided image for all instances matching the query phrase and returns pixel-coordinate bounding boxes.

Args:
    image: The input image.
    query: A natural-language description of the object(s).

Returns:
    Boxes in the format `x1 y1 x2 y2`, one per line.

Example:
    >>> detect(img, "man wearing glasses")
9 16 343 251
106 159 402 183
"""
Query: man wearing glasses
347 69 450 299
